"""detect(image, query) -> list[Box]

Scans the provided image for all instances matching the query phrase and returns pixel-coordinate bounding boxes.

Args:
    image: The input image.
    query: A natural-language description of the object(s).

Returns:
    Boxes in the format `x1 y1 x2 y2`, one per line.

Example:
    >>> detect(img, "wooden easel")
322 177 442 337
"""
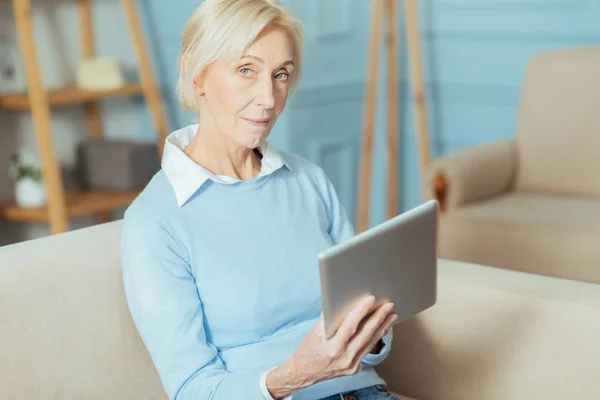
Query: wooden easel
0 0 169 234
356 0 432 233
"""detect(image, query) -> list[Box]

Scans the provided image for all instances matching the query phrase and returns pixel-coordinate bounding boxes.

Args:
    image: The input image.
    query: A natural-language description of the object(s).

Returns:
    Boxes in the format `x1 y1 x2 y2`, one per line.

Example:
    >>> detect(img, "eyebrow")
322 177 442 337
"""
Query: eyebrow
242 54 295 67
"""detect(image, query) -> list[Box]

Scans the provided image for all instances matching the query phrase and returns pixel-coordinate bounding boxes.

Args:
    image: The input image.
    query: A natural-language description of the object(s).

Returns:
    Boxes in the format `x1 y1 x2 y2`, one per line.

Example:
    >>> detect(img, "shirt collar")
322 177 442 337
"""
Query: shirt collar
161 124 291 207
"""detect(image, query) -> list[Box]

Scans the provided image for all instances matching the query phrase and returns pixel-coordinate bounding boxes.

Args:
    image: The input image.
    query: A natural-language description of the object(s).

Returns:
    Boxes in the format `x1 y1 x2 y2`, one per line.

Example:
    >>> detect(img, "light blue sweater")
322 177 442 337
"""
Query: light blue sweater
120 148 392 400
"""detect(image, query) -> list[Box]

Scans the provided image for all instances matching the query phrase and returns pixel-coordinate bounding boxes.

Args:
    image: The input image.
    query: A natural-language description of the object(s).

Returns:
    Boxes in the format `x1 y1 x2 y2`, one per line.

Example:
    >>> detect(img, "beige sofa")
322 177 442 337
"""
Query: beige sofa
1 221 599 399
430 46 600 284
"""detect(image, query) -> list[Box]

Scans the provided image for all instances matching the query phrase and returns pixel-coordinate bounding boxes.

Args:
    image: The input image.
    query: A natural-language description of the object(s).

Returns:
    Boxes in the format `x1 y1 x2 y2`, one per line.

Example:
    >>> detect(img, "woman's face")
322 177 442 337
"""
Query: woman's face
196 27 296 149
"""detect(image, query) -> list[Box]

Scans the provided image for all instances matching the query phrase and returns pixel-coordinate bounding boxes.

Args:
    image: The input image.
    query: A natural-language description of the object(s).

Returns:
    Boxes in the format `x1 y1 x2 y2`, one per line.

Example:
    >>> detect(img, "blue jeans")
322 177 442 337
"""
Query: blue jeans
317 384 401 400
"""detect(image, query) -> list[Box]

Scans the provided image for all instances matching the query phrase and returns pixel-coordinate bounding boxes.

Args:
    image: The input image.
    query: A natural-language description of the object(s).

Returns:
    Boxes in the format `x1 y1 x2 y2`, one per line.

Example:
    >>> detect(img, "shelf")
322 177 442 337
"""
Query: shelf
0 189 140 223
0 84 145 111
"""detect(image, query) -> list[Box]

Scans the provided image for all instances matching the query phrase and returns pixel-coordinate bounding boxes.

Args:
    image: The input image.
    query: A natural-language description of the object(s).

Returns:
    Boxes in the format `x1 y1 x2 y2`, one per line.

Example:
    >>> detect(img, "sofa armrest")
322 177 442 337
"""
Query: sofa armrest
376 259 600 400
430 140 518 213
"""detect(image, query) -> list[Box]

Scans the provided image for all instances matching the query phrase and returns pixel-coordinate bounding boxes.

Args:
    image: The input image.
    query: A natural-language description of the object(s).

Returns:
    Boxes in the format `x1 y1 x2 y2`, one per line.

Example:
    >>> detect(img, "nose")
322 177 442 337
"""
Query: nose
256 76 275 109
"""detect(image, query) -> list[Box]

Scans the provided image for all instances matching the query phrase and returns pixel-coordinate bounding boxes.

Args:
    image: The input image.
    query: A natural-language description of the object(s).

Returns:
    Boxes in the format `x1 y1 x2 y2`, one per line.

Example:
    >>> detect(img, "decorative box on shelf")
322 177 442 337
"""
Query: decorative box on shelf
76 139 161 192
76 57 125 91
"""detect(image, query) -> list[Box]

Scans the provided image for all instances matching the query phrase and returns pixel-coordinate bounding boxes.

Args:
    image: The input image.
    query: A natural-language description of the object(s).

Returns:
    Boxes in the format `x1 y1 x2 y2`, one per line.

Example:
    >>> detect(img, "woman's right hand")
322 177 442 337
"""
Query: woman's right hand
266 295 397 398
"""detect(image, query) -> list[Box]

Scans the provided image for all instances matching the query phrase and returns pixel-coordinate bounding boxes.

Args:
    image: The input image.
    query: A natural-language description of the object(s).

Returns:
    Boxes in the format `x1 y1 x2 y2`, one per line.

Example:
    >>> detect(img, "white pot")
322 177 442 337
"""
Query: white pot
15 178 47 209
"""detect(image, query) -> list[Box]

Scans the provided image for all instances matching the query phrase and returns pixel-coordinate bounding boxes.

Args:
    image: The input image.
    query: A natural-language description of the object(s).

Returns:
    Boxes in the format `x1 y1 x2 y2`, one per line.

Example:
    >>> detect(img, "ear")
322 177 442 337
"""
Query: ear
179 54 187 74
181 54 205 96
193 74 206 97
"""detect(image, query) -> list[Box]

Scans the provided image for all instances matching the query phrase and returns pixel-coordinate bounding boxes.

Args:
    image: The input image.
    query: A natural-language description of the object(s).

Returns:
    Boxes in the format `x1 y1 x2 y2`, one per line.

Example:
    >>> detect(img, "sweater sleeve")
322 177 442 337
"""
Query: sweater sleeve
322 174 355 245
321 172 394 366
121 205 270 400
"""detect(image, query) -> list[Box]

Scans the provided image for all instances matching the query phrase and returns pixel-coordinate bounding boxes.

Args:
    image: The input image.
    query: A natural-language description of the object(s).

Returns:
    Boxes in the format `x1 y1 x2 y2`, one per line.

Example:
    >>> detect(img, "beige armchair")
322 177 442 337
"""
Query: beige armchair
430 46 600 284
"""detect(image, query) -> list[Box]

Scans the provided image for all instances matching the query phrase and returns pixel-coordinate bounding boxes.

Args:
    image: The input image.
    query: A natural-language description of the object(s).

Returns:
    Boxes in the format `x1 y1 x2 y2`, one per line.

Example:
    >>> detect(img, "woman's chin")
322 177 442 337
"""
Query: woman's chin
243 131 271 148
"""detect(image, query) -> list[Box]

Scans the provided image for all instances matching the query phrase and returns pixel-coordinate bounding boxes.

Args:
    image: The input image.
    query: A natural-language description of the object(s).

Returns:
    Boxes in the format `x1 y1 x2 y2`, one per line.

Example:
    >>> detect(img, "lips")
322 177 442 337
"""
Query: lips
243 117 271 128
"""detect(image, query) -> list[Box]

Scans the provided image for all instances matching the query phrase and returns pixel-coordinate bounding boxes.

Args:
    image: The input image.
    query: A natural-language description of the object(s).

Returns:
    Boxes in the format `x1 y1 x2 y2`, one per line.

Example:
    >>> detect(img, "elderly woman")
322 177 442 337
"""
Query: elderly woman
121 1 399 399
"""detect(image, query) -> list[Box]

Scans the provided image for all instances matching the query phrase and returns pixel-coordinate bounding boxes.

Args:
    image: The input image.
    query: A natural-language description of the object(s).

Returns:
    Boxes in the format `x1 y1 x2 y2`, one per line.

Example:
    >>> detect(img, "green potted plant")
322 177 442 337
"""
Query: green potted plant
8 148 46 208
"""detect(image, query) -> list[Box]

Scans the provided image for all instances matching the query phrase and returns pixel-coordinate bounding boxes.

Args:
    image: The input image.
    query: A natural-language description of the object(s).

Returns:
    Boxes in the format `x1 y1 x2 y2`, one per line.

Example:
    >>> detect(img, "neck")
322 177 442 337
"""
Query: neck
185 120 261 181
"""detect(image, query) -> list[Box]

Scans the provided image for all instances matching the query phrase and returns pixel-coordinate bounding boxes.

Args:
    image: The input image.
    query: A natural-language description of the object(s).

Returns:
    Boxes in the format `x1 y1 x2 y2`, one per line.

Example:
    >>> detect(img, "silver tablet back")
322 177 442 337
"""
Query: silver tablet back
318 200 438 338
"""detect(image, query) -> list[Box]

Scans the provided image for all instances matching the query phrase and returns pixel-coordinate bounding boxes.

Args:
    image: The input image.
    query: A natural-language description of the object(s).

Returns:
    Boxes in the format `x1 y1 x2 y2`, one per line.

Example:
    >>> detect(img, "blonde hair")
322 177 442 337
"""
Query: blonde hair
177 0 304 113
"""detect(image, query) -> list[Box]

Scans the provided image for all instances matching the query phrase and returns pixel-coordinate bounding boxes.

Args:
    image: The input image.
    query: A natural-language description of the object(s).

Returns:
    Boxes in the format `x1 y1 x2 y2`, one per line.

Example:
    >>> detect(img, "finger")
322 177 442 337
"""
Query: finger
331 295 376 346
316 312 324 327
346 301 395 355
353 312 398 364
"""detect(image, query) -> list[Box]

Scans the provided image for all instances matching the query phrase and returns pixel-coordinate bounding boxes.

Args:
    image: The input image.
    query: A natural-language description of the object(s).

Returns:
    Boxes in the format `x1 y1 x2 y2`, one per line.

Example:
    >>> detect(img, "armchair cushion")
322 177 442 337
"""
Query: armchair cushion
515 46 600 198
429 140 517 212
438 192 600 284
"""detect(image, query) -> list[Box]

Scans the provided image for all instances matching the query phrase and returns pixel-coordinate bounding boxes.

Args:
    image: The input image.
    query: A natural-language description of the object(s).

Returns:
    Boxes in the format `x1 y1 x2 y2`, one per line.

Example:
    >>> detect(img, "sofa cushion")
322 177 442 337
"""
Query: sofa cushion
0 221 167 400
377 259 600 400
438 192 600 283
515 46 600 198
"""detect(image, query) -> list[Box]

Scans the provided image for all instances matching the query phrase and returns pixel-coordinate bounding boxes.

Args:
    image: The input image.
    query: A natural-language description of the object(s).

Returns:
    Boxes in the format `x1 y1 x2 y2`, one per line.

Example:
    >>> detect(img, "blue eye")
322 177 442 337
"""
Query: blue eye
275 72 289 80
240 68 253 77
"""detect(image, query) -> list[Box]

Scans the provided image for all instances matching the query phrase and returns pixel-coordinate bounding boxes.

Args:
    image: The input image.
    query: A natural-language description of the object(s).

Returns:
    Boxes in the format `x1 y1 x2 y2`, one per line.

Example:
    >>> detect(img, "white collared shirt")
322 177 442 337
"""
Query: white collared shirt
161 124 292 207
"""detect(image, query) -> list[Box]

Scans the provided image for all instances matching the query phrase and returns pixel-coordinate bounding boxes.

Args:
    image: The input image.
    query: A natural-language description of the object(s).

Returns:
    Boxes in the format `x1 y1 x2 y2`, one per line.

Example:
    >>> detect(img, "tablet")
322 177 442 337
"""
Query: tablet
318 199 438 338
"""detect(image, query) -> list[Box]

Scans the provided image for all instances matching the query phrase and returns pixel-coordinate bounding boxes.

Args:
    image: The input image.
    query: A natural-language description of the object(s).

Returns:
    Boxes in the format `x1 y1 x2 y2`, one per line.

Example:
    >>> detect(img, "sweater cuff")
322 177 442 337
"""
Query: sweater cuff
260 367 293 400
361 329 393 366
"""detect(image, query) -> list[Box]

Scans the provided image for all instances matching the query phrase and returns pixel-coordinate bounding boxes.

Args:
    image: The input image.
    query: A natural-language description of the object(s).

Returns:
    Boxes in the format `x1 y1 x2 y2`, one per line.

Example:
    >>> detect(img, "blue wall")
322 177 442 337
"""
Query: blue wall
139 0 600 227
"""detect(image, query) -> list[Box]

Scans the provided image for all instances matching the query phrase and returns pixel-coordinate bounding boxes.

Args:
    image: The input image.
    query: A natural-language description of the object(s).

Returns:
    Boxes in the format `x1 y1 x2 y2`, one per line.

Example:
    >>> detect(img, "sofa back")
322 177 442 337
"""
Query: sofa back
515 46 600 198
0 221 166 400
2 222 600 400
378 260 600 400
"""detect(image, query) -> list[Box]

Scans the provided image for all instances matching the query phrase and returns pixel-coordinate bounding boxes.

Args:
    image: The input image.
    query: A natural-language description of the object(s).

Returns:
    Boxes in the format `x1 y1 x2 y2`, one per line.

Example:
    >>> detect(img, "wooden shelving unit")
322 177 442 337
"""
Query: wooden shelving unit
1 190 140 223
356 0 431 232
0 84 145 110
0 0 169 234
